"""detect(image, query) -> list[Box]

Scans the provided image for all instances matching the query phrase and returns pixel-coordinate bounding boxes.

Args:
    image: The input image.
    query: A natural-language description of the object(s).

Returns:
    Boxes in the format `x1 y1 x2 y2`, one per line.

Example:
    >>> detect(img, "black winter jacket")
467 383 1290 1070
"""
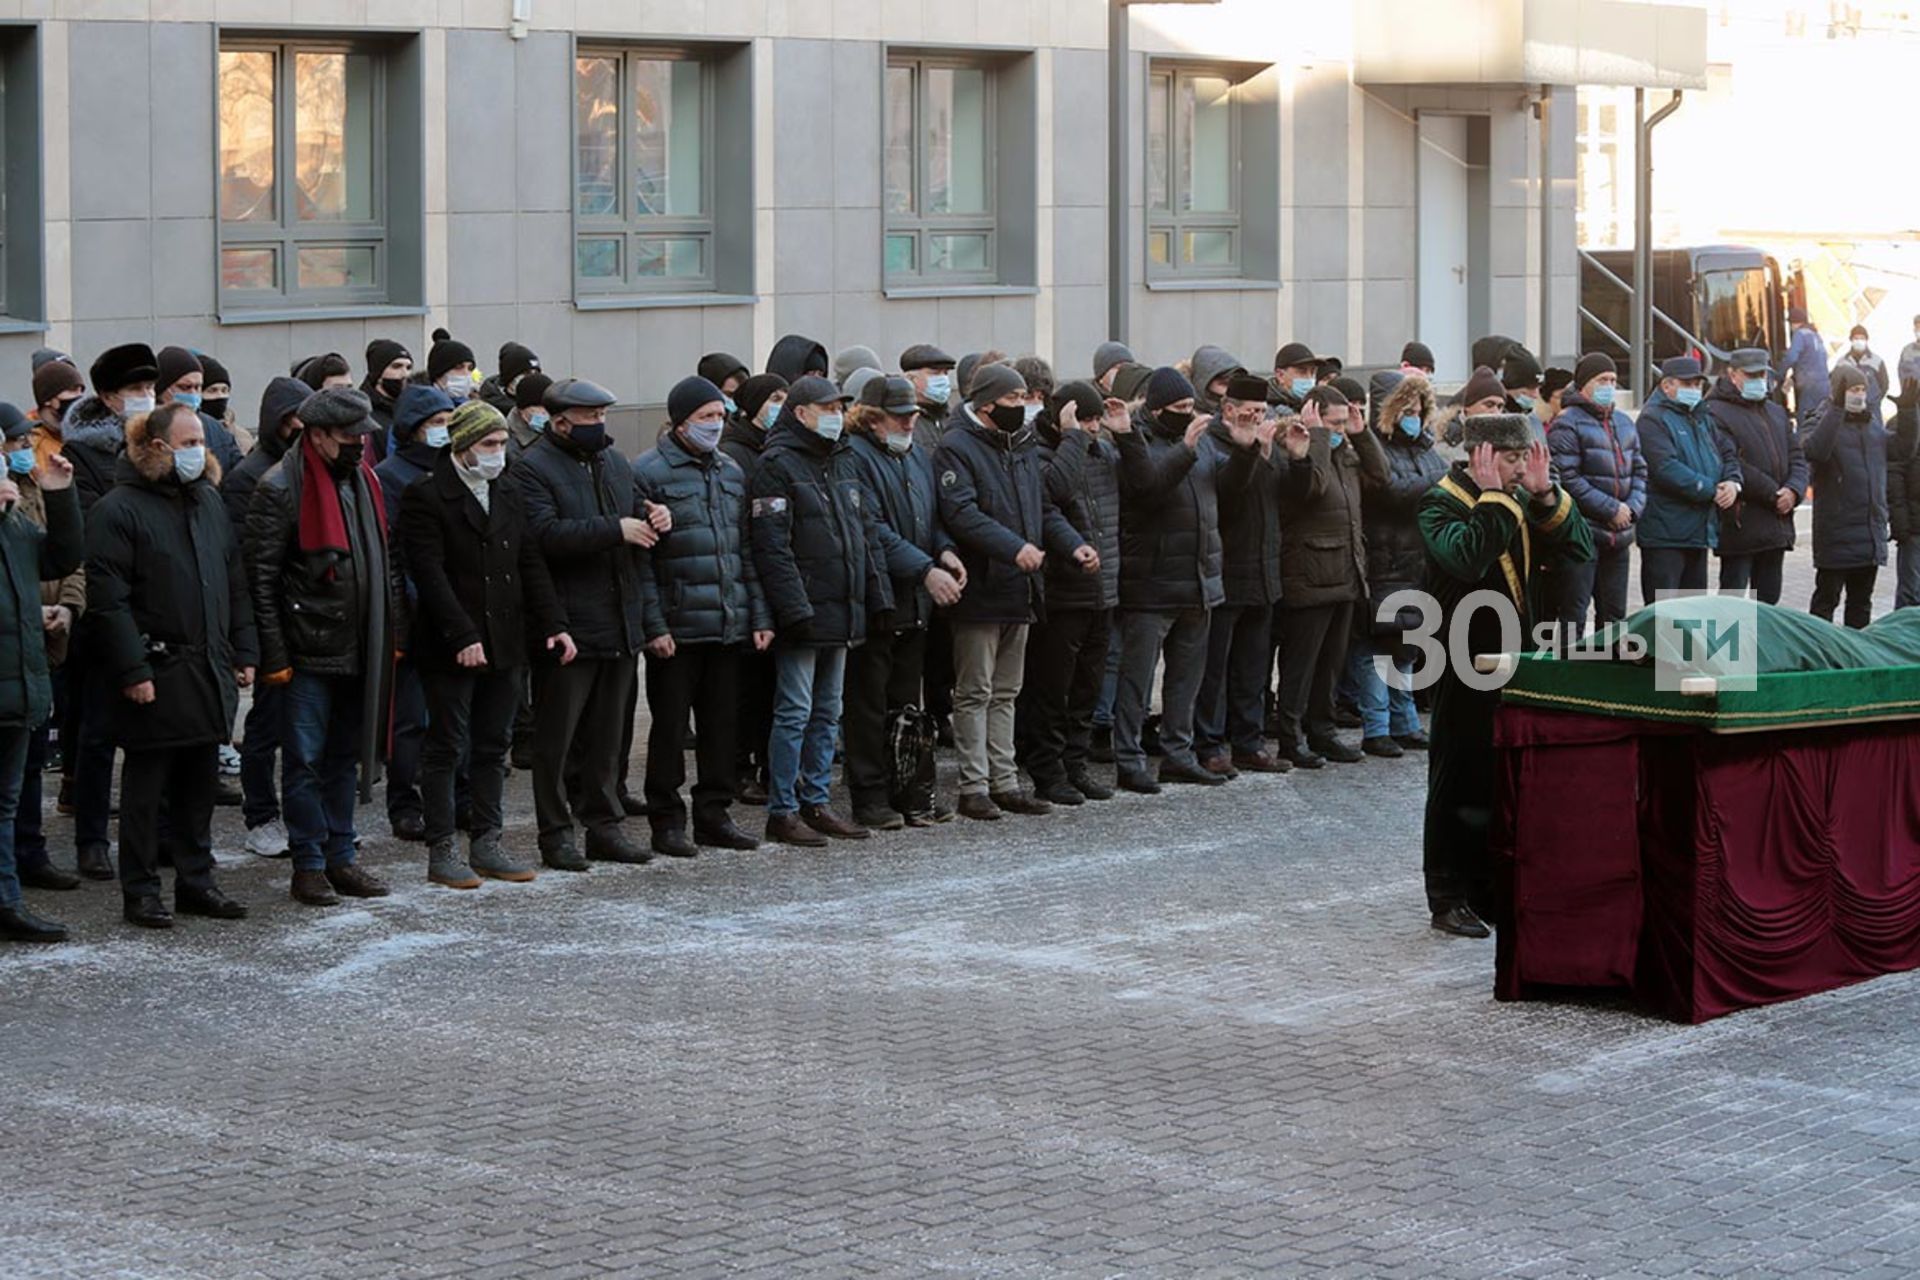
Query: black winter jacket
514 432 649 662
58 398 125 515
748 415 893 647
1211 420 1314 609
400 452 566 671
1704 375 1808 558
1037 421 1120 612
934 414 1084 626
1359 424 1446 631
847 429 950 631
222 376 308 542
0 483 81 729
719 416 770 483
1114 410 1257 611
1888 396 1920 544
1802 397 1891 571
1279 428 1374 608
87 453 257 751
632 430 770 646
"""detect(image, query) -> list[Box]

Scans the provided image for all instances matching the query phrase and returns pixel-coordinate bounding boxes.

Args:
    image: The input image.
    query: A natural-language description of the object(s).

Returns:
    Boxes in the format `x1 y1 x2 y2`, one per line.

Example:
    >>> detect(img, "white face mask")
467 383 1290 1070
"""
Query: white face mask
1845 391 1868 413
473 451 507 479
884 431 914 456
1852 338 1868 354
1022 402 1042 426
121 393 156 416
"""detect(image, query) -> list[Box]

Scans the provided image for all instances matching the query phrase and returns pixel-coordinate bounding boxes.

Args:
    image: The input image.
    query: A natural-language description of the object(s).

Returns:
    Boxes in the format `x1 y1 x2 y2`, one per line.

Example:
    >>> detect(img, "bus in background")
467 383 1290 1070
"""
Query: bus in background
1579 244 1787 398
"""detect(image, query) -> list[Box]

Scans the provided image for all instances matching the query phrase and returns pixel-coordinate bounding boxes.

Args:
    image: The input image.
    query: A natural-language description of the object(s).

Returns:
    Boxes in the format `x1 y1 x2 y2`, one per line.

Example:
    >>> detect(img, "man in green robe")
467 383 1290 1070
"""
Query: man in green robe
1418 413 1595 937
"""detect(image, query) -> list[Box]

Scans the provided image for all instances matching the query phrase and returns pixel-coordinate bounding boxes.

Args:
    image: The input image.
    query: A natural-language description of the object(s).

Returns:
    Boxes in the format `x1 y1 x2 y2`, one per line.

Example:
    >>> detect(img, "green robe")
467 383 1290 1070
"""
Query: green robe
1418 463 1594 917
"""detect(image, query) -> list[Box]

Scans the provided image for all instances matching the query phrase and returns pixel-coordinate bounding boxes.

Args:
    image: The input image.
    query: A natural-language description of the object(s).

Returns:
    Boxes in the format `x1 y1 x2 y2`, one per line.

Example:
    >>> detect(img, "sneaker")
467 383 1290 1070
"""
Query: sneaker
244 820 290 859
218 743 242 775
428 840 482 890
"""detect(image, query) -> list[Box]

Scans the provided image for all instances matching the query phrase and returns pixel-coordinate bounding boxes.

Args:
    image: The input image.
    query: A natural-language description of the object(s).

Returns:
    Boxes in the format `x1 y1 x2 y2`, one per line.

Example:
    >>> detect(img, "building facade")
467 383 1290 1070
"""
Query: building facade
0 0 1701 444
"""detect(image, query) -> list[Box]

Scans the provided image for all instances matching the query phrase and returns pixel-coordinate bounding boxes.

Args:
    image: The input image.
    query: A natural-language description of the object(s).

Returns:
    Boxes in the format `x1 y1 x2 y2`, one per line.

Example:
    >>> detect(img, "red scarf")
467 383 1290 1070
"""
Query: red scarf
297 433 387 554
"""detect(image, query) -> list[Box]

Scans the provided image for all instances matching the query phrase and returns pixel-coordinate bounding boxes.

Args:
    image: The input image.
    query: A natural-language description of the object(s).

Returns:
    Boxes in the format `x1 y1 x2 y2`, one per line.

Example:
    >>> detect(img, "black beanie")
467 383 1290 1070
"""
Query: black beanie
197 353 231 389
498 341 540 384
428 336 477 384
1574 352 1617 390
1144 367 1196 413
516 373 553 411
155 346 202 392
366 339 411 379
668 375 725 425
735 373 788 424
1050 379 1105 427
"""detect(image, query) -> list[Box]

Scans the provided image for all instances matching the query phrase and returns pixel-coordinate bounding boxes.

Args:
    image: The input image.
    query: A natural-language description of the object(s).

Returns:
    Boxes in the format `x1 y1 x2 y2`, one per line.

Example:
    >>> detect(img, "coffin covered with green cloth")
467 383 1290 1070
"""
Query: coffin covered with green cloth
1495 599 1920 733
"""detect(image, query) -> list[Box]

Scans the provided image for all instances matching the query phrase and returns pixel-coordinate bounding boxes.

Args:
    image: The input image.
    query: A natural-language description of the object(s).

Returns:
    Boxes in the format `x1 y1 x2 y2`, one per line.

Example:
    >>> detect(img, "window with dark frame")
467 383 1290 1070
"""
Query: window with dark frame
1146 64 1243 279
218 37 388 307
573 46 715 295
884 56 998 286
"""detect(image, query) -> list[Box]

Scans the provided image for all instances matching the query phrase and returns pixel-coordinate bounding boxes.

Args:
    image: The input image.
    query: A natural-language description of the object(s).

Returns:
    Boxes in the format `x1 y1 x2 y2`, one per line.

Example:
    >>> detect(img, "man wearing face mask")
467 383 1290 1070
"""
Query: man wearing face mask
155 346 241 472
1703 350 1805 603
478 342 540 418
1188 346 1246 421
719 372 788 805
375 384 459 843
1092 341 1135 396
505 373 553 458
1781 306 1829 426
697 353 751 410
221 376 311 858
515 377 664 870
1836 324 1889 404
1267 342 1323 415
632 376 774 856
361 338 414 452
749 375 893 847
89 402 256 929
401 400 574 889
934 364 1090 821
247 387 401 907
195 353 248 458
63 343 158 512
901 344 959 449
1635 356 1743 601
1804 363 1891 629
1547 353 1646 638
1500 349 1548 442
425 334 479 407
1898 315 1920 392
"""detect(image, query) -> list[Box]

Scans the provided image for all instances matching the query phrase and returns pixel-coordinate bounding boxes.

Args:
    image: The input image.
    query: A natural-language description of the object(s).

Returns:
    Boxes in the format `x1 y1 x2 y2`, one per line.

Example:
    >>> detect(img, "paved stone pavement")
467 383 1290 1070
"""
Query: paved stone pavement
4 534 1917 1279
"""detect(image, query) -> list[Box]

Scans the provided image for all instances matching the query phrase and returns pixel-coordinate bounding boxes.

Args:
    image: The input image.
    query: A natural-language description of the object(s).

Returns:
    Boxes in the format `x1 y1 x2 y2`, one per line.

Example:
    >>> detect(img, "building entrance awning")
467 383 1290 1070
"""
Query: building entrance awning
1353 0 1707 89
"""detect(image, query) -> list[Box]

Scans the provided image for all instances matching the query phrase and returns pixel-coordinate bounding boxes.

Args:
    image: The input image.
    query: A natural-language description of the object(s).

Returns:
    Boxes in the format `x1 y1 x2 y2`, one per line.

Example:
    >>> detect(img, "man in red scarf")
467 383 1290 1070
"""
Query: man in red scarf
245 386 400 907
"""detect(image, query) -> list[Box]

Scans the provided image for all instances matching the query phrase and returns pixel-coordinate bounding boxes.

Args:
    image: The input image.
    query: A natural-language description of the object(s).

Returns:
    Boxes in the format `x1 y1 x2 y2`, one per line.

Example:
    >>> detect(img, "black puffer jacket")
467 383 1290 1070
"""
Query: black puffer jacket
1114 410 1257 611
222 376 309 541
1889 393 1920 545
847 429 950 631
1359 382 1447 631
719 416 770 482
748 415 893 647
632 429 770 646
58 397 126 515
933 414 1084 626
1037 421 1120 612
87 451 257 750
1212 420 1314 609
1279 427 1372 608
1802 383 1890 572
514 432 649 662
1704 375 1808 558
400 451 566 670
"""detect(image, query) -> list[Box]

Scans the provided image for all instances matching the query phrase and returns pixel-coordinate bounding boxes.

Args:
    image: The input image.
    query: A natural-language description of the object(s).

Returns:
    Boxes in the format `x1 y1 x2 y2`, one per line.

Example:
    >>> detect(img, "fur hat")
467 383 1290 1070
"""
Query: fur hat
1461 413 1535 451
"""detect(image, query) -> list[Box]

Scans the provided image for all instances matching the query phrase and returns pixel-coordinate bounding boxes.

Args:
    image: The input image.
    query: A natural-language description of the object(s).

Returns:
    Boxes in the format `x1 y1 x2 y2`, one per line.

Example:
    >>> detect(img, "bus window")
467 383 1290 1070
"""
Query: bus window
1697 268 1771 355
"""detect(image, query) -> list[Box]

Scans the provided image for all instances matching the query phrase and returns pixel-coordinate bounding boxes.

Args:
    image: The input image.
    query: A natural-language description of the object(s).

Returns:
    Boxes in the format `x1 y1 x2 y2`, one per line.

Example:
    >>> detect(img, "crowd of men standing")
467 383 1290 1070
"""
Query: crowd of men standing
0 316 1907 947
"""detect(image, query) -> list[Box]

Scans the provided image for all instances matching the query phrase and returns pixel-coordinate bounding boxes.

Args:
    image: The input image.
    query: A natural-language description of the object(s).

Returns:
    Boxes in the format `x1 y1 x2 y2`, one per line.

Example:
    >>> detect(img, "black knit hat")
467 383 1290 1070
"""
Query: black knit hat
1050 379 1105 426
668 375 725 425
155 346 202 393
197 353 232 389
1144 366 1196 413
31 359 83 408
966 361 1027 409
90 343 158 394
1574 352 1617 389
365 338 411 378
1400 341 1435 371
0 402 30 440
1110 362 1154 403
1501 348 1543 389
515 373 553 411
498 341 540 384
428 336 477 384
735 373 788 423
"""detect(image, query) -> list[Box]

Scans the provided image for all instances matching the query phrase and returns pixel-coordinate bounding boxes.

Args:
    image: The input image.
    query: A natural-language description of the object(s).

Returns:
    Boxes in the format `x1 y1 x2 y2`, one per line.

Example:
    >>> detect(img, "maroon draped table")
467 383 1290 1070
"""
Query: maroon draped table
1490 704 1920 1022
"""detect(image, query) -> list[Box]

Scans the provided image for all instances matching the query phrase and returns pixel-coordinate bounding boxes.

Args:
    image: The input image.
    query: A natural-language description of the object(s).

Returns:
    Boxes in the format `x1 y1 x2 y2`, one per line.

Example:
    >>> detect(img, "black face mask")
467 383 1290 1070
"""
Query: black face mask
567 422 611 453
201 397 229 423
379 377 406 400
1157 408 1194 434
987 403 1027 433
328 441 365 477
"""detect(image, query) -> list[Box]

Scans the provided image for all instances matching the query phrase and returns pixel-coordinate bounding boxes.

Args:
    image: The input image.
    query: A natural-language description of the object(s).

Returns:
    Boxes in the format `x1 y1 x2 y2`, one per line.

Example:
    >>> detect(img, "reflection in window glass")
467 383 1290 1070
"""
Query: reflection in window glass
884 66 915 215
1148 230 1171 266
632 58 702 217
295 52 374 222
297 245 376 289
1180 75 1233 214
884 234 916 275
221 246 278 291
1183 229 1234 267
925 67 987 215
219 50 276 223
928 233 989 273
576 237 621 279
575 56 619 219
1146 73 1170 213
634 236 705 279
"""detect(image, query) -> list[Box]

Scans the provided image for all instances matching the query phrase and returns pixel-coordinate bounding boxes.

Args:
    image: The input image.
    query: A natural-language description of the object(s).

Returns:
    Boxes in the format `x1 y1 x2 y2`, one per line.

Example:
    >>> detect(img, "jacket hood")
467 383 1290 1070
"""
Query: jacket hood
1375 374 1433 435
1189 346 1246 401
1432 400 1467 448
393 384 456 442
766 335 829 385
62 395 125 449
257 376 310 448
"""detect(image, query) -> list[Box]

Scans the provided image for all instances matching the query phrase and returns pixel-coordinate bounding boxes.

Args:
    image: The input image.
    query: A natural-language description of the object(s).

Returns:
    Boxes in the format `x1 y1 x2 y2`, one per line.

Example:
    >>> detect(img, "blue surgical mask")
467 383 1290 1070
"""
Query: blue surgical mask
722 394 738 415
1740 377 1769 402
1290 376 1315 400
172 444 206 483
1398 414 1422 438
924 374 952 404
1676 387 1704 409
814 412 844 442
760 400 782 429
685 418 724 453
1328 430 1346 449
526 411 549 433
423 425 451 448
1591 383 1616 407
173 391 203 413
1512 393 1535 411
1023 402 1042 426
6 446 33 475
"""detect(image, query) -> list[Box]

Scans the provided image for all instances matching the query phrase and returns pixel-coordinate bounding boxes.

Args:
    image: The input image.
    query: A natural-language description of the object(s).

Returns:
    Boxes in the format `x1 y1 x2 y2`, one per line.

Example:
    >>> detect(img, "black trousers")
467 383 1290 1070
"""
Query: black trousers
1557 542 1631 638
117 743 218 902
923 615 955 721
1811 566 1878 629
1423 673 1496 918
531 657 635 850
1016 607 1110 788
1276 602 1355 750
644 643 742 832
1196 603 1273 758
1638 546 1708 605
843 627 928 810
734 648 775 785
420 664 519 845
1717 548 1786 604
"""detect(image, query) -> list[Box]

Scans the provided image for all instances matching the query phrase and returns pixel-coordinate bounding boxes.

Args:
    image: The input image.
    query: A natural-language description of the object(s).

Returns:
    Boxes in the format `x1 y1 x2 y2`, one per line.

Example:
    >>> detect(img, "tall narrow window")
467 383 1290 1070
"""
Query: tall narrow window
218 39 390 306
574 48 713 294
884 57 997 286
1146 66 1242 279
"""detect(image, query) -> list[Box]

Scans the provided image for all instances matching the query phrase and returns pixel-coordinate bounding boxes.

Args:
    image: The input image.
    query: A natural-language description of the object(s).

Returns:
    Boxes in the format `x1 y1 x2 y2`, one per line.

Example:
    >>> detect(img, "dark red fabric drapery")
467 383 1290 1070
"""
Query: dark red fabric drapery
1494 705 1920 1022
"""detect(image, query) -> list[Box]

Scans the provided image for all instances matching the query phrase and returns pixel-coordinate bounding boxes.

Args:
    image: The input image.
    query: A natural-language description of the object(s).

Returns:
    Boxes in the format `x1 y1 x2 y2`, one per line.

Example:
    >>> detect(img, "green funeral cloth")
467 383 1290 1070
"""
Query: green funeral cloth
1497 600 1920 731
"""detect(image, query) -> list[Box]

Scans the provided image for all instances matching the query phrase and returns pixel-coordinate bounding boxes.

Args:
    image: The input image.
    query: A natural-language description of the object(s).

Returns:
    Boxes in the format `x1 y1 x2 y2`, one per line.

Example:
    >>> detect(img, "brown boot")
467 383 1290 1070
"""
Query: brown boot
801 804 870 840
766 812 828 847
990 790 1053 816
956 792 1002 821
290 868 340 906
325 863 391 899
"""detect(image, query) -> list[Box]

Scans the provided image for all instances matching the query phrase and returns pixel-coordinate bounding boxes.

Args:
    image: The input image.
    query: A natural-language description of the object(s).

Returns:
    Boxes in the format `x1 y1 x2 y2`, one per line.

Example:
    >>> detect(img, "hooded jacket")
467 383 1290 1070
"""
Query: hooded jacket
1635 387 1743 551
720 414 772 482
1546 390 1647 552
222 376 310 540
846 426 950 631
933 410 1085 626
1114 407 1258 611
476 374 518 418
1703 374 1807 558
1802 370 1891 571
1836 347 1890 402
1360 378 1447 629
747 413 893 647
1189 346 1245 417
765 335 830 385
59 395 128 514
632 427 771 646
0 479 81 728
86 447 257 751
375 385 455 530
